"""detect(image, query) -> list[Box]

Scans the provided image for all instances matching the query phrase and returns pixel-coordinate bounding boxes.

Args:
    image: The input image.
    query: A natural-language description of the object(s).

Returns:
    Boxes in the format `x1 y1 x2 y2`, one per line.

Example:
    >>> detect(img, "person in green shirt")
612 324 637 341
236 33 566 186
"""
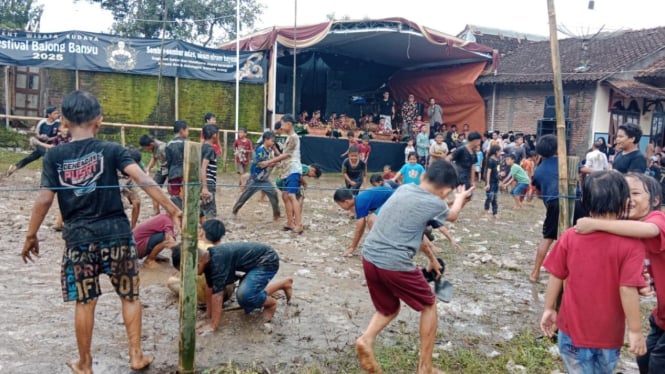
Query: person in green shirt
500 154 531 209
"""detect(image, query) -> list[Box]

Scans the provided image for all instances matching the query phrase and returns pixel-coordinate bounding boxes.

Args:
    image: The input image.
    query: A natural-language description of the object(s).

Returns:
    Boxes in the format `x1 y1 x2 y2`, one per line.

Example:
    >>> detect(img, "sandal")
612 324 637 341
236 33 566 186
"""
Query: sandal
282 226 294 231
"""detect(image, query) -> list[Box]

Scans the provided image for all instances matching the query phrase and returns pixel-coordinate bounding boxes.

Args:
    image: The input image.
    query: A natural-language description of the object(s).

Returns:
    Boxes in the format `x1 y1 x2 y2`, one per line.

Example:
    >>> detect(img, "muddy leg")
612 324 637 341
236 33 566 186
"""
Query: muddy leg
67 299 97 374
121 298 154 371
266 277 293 304
530 238 554 282
417 303 440 374
356 309 399 373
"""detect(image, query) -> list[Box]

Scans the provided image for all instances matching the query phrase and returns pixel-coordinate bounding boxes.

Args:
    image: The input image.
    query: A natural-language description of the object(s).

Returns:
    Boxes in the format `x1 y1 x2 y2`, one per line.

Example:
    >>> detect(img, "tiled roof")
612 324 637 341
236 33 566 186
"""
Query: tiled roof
478 26 665 85
458 25 546 56
636 57 665 79
606 80 665 100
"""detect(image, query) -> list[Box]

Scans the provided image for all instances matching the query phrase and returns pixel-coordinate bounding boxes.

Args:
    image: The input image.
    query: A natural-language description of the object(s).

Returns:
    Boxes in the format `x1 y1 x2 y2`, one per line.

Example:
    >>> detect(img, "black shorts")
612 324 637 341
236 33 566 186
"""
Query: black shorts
542 199 587 239
153 172 167 186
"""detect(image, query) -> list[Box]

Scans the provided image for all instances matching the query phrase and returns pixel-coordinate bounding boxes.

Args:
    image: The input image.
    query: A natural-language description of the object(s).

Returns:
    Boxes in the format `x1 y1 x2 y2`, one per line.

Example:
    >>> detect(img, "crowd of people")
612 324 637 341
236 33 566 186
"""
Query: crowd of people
11 89 665 374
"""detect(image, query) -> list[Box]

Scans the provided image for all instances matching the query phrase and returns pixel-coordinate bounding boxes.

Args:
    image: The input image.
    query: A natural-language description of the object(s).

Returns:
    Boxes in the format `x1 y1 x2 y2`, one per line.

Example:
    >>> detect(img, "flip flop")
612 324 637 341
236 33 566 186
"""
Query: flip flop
282 226 294 231
434 279 453 303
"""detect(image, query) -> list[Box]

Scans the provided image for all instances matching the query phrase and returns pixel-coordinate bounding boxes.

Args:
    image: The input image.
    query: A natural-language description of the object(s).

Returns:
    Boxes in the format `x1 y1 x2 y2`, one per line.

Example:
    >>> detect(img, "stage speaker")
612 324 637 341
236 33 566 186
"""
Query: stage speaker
538 119 572 151
543 95 570 119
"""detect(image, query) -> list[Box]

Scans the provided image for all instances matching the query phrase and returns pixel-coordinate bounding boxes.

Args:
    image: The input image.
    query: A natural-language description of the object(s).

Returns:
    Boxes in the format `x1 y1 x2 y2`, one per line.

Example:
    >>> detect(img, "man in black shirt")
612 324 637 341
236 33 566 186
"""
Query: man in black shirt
378 91 395 130
21 90 181 373
612 123 647 174
449 131 481 189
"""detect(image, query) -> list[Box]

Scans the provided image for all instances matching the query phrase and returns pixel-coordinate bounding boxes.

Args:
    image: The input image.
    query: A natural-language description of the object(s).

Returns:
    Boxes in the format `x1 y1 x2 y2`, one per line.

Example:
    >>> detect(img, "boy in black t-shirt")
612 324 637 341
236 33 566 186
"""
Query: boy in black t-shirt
484 145 501 217
20 90 181 374
172 219 294 334
200 124 219 221
342 145 366 195
165 120 189 198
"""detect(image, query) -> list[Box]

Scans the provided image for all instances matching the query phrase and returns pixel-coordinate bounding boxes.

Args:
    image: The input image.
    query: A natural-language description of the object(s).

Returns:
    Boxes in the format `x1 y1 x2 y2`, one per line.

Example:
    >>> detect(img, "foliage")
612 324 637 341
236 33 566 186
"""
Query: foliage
0 0 43 30
85 0 263 46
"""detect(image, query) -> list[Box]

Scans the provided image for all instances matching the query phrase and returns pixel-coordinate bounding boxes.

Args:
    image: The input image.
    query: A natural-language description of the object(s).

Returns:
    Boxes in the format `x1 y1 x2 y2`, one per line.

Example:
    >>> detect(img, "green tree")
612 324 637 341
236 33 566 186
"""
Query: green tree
0 0 43 30
87 0 263 46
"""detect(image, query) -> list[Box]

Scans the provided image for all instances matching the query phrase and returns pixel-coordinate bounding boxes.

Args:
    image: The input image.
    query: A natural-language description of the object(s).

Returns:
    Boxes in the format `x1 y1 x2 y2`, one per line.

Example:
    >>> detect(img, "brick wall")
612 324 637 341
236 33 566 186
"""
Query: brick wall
478 83 596 156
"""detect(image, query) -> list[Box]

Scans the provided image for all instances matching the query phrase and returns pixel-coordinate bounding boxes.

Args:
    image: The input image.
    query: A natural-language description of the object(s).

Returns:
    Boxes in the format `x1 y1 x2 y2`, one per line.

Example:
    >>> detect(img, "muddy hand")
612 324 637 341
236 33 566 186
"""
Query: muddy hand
21 236 40 263
427 260 442 280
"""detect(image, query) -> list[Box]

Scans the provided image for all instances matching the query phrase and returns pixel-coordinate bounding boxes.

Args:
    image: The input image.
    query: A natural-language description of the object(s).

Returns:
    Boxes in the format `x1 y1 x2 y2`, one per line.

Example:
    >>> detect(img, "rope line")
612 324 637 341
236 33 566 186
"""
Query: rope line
0 181 582 200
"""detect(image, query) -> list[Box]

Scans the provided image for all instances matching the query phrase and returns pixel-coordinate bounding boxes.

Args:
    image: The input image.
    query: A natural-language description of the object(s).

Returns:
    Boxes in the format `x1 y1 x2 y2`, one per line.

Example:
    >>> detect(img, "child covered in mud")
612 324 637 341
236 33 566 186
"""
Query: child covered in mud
21 90 181 374
540 171 646 373
574 173 665 373
172 219 293 334
356 160 473 374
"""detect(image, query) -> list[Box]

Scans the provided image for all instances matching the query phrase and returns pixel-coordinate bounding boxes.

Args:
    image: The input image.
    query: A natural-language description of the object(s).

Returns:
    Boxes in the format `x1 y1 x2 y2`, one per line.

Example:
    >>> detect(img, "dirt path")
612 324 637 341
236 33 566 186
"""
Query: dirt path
0 171 643 373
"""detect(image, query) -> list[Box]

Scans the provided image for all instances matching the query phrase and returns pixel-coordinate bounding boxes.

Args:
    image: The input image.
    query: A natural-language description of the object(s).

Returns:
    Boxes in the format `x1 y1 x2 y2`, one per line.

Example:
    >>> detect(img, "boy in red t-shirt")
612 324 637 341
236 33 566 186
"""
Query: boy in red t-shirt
233 127 254 188
358 135 372 165
540 171 646 373
574 173 665 372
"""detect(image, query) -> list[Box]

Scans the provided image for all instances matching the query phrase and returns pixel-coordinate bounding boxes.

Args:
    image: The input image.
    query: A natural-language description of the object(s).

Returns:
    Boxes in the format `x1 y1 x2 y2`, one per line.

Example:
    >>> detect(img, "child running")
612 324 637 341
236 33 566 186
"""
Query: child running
356 160 473 374
499 154 531 209
540 171 646 373
575 173 665 372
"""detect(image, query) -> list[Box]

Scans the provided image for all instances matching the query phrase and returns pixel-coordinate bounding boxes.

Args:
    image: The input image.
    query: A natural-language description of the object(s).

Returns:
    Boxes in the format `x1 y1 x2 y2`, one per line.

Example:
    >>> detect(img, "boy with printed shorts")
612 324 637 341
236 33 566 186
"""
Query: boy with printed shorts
21 90 181 374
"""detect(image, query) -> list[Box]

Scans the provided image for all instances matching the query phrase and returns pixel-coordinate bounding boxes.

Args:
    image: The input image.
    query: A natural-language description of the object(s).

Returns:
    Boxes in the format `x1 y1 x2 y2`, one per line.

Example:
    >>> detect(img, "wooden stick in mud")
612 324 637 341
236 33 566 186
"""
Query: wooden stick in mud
178 141 201 374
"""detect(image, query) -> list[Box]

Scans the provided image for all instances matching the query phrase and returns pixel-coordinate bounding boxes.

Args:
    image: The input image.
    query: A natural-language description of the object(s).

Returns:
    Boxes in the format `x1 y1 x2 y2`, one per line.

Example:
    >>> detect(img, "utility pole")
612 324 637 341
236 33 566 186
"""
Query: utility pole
546 0 570 233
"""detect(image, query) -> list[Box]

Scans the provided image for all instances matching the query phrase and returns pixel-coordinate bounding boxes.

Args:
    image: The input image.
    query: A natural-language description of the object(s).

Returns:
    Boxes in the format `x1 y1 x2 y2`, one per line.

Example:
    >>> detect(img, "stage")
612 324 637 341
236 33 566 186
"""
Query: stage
299 135 405 173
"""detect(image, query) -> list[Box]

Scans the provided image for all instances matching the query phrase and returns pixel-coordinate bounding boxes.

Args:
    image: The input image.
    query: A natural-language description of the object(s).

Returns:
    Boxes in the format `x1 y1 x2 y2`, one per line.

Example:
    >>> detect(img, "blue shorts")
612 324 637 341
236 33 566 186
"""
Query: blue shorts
236 268 277 313
282 173 301 195
558 329 620 374
510 183 529 196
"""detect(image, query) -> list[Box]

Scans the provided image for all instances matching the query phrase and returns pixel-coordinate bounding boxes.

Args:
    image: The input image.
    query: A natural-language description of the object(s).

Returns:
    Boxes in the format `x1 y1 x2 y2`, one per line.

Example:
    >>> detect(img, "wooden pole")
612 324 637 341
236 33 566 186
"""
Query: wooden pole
222 131 229 173
178 141 201 374
120 125 126 147
567 156 579 226
546 0 570 235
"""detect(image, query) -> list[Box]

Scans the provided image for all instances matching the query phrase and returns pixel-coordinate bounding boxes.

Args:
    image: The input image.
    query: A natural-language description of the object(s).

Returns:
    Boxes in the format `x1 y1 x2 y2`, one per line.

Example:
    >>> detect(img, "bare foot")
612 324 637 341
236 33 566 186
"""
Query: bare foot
263 303 277 322
142 259 159 269
66 360 92 374
283 277 293 304
356 336 382 373
129 353 154 371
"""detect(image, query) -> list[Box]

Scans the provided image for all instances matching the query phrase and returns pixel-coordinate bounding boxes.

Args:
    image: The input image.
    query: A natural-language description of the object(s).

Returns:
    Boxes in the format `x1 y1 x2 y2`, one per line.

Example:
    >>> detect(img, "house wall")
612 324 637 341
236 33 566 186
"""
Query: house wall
479 83 596 156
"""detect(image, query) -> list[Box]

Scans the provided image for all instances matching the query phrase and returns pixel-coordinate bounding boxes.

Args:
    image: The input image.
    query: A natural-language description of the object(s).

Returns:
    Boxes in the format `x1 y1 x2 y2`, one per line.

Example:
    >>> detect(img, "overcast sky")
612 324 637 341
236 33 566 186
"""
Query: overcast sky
38 0 663 39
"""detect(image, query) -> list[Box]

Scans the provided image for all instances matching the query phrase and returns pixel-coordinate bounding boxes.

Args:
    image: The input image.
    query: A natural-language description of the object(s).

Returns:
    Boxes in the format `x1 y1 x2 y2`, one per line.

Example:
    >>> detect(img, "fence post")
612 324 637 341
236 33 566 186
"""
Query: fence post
222 130 229 173
566 156 579 228
177 141 201 374
120 125 126 147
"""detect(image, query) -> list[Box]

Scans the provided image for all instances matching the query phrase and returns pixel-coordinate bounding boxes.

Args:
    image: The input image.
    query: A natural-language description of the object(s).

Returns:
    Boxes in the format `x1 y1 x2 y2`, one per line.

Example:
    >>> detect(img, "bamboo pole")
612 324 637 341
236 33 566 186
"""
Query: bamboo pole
546 0 570 234
222 131 229 173
120 125 126 147
567 156 579 228
178 141 201 374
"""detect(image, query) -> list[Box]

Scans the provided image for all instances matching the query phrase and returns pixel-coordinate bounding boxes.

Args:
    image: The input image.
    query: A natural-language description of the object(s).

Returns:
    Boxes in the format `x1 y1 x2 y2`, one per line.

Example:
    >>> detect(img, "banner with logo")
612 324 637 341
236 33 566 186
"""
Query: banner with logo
0 30 266 84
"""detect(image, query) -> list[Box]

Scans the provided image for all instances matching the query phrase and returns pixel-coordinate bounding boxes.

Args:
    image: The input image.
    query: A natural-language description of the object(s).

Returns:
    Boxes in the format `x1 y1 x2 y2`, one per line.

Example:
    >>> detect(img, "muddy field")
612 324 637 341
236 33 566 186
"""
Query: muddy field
0 169 647 373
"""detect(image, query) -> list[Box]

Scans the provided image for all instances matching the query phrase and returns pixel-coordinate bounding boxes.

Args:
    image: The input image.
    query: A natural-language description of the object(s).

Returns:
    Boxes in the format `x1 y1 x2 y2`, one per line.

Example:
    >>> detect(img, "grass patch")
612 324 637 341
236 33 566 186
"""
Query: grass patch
202 329 562 373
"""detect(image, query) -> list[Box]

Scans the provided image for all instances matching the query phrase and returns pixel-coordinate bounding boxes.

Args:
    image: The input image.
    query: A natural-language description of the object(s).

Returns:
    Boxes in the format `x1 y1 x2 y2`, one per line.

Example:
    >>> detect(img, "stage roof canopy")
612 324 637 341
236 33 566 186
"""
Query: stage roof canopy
220 17 495 71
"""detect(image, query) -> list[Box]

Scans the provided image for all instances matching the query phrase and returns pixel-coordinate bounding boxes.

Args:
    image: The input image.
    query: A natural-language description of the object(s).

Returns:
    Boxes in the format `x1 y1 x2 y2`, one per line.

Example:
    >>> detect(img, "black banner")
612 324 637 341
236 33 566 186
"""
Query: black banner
0 30 266 83
300 136 406 173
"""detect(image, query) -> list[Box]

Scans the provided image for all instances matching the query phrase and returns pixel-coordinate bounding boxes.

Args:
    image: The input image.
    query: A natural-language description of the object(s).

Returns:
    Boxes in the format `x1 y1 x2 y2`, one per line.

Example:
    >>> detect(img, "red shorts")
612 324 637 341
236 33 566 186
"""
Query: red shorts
362 258 435 316
168 177 183 197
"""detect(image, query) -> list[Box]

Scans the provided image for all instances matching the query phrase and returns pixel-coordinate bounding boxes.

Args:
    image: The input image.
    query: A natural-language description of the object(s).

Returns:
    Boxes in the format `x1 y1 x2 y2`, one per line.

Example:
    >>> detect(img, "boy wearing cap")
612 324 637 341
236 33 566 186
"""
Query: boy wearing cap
7 106 61 176
356 160 473 374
